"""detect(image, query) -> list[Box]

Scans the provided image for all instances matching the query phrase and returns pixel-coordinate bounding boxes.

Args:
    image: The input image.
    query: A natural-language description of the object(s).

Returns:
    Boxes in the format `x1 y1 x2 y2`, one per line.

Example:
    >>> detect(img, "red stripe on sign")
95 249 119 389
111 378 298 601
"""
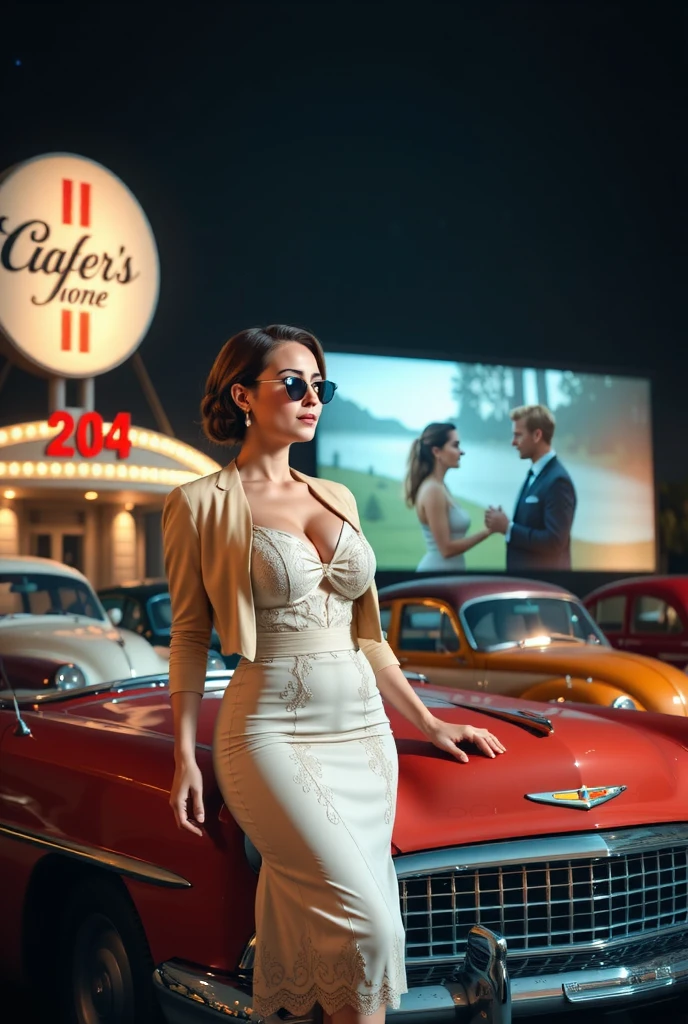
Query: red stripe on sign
79 312 90 353
61 309 72 351
62 179 73 225
80 182 91 227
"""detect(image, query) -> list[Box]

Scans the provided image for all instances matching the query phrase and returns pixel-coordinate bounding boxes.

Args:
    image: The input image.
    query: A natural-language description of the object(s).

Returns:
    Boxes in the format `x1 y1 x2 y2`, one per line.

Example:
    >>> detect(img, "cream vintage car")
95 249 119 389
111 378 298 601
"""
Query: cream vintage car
0 556 169 691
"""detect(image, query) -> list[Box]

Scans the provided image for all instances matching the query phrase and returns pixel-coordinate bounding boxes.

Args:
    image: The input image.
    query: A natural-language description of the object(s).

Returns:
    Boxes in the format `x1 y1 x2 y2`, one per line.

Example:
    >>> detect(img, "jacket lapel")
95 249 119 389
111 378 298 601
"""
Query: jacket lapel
529 455 558 495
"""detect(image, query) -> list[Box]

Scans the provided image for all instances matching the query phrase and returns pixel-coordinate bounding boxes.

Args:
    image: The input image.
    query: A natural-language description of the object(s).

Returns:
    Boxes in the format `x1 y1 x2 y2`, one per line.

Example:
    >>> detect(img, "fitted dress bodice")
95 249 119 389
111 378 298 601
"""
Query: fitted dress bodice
251 520 377 634
417 500 471 571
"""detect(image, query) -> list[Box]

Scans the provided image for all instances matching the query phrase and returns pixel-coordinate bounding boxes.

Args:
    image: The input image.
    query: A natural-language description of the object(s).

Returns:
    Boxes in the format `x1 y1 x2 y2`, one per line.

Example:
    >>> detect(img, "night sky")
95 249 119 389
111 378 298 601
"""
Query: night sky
1 2 686 481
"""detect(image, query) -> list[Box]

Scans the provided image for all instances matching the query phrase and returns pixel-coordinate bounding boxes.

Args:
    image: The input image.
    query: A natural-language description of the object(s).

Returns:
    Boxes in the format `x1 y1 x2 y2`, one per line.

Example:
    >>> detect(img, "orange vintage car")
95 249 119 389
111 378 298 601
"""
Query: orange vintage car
378 575 688 714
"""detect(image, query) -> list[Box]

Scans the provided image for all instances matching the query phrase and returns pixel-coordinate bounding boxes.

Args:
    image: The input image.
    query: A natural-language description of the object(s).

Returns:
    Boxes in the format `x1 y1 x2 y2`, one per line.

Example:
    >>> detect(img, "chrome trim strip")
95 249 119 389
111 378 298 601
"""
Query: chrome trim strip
394 824 688 879
394 834 611 877
0 821 191 888
604 823 688 854
0 670 233 708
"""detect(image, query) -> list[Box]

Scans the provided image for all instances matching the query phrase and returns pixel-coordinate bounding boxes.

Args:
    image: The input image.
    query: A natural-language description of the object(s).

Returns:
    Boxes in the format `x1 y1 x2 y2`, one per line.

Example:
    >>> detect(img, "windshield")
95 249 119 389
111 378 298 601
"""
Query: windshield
0 572 105 622
148 593 172 633
461 595 608 651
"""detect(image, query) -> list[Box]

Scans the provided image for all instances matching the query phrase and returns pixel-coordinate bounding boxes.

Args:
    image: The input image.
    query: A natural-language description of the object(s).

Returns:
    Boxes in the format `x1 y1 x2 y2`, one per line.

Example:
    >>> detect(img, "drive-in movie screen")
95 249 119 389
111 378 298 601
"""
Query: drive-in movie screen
316 352 655 573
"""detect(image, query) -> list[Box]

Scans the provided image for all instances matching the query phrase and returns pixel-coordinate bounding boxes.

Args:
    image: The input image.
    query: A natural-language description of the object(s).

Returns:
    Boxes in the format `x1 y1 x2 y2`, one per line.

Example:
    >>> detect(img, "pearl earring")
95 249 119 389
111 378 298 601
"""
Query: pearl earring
245 410 251 428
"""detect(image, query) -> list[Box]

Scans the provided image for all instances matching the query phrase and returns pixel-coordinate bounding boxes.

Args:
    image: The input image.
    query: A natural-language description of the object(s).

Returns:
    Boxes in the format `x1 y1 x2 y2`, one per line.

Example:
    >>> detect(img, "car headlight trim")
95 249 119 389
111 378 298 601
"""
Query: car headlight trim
611 695 637 710
54 664 87 690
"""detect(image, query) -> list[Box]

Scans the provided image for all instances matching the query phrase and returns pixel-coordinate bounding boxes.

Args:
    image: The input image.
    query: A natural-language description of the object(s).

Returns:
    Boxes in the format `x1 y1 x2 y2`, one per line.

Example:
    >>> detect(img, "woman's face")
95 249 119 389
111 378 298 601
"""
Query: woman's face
241 341 323 443
433 429 464 470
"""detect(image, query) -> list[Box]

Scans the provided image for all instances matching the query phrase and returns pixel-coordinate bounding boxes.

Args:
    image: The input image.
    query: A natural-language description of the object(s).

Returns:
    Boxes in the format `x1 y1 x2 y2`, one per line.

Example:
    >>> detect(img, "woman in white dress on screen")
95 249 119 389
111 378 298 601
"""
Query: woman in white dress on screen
406 422 494 572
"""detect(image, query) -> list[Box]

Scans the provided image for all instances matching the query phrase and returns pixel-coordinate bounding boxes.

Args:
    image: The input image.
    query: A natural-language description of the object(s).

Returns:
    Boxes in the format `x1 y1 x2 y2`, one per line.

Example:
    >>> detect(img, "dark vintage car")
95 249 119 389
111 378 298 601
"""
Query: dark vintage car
378 576 688 714
97 578 238 669
585 575 688 671
2 666 688 1023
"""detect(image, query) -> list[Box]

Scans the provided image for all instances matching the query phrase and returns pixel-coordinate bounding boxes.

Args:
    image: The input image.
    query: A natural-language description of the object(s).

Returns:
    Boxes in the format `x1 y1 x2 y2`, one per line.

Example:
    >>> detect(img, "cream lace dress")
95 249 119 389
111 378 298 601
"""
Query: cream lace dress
213 521 407 1017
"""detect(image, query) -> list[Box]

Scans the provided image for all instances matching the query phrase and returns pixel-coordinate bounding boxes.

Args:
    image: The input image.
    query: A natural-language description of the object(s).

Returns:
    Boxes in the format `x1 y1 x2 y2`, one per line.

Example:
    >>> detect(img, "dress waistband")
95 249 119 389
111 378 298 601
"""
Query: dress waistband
253 626 356 660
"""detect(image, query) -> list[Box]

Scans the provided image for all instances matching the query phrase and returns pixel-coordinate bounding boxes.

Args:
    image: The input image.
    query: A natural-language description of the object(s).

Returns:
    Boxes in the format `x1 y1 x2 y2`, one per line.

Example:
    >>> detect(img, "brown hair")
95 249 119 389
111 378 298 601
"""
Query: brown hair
510 404 556 444
404 422 456 506
201 325 326 445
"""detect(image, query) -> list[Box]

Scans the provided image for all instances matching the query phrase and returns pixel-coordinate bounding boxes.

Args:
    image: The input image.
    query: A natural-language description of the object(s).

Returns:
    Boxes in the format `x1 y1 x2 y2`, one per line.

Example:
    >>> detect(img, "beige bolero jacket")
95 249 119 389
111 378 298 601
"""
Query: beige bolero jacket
162 460 400 696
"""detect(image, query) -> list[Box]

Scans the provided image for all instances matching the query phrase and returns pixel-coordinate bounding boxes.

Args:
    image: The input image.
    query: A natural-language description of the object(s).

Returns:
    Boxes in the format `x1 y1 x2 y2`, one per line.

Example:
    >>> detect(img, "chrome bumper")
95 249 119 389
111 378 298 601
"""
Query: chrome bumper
511 948 688 1016
153 926 510 1024
153 928 688 1022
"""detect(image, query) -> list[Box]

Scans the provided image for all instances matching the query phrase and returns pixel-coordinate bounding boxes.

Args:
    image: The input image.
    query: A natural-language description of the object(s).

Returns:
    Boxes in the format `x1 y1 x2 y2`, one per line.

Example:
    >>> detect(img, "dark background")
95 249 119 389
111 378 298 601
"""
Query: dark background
1 2 686 499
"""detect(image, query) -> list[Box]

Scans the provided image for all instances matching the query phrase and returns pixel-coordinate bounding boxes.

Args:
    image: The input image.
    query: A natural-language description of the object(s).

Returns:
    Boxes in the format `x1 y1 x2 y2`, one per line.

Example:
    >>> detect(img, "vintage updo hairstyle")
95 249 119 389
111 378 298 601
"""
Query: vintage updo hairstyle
404 422 457 506
201 324 326 445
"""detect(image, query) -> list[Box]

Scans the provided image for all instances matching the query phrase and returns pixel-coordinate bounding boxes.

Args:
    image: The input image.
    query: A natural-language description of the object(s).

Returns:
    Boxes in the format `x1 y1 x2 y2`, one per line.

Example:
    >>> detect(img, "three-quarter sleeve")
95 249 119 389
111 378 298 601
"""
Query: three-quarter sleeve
162 486 213 696
357 635 400 675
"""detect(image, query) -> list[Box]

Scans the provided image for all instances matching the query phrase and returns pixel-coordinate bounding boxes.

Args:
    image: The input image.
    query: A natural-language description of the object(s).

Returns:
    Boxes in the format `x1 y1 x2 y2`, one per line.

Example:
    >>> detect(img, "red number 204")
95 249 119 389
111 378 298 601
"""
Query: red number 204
45 411 132 460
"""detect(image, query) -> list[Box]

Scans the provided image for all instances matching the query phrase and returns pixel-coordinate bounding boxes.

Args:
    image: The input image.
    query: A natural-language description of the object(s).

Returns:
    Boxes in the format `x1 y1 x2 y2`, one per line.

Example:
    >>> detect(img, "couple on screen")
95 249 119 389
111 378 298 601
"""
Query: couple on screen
406 404 576 572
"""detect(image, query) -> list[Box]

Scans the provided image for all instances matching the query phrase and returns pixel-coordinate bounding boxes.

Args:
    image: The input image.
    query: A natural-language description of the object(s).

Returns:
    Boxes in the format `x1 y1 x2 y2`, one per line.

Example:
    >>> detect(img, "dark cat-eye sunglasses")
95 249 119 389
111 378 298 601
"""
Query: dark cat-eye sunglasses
254 375 338 404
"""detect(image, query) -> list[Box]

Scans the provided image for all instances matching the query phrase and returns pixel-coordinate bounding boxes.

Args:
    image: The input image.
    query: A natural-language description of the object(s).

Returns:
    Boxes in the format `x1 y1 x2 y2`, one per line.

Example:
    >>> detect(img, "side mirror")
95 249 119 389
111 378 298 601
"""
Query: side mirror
107 607 123 626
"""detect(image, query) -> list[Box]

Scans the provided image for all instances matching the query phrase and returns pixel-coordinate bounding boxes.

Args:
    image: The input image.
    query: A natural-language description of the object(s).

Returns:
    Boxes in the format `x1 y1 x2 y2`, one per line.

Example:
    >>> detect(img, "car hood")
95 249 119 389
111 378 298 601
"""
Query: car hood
388 687 688 852
51 682 688 854
0 616 167 684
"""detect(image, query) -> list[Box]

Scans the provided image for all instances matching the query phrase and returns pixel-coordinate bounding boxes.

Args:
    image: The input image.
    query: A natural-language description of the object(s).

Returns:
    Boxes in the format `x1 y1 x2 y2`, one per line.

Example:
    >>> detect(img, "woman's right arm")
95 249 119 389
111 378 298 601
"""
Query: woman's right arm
162 486 214 835
423 484 492 557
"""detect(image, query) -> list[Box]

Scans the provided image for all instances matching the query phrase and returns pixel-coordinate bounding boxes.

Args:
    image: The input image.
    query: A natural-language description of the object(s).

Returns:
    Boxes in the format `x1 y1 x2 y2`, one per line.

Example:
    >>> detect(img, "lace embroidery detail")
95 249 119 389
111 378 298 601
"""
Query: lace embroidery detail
361 735 395 824
251 528 291 603
280 654 314 711
257 942 285 987
251 522 376 613
356 650 394 822
349 648 369 695
290 745 340 824
254 933 404 1017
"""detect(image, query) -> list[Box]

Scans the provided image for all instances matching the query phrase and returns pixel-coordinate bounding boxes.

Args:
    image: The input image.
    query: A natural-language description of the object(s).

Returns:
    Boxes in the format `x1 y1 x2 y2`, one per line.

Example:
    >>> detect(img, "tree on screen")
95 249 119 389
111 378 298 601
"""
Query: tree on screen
452 363 517 441
554 373 650 462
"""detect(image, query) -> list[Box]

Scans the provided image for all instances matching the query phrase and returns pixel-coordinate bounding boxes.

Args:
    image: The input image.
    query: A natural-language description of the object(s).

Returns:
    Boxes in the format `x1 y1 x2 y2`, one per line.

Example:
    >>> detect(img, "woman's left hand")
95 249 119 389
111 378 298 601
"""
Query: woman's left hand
425 719 507 763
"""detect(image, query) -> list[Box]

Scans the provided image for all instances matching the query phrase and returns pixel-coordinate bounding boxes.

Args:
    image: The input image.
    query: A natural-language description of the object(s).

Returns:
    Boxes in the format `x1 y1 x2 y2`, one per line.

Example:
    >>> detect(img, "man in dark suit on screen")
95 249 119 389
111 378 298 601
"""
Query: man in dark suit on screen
485 404 576 571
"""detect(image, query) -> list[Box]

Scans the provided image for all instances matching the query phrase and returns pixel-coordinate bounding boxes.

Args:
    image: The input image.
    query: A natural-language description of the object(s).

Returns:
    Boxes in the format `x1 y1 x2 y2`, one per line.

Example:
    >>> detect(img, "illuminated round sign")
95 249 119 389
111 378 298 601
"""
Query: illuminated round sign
0 153 159 378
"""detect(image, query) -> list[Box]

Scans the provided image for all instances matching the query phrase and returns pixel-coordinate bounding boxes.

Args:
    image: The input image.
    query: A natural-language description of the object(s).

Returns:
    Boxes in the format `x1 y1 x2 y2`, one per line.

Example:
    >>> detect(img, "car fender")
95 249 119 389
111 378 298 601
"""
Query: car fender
521 675 646 710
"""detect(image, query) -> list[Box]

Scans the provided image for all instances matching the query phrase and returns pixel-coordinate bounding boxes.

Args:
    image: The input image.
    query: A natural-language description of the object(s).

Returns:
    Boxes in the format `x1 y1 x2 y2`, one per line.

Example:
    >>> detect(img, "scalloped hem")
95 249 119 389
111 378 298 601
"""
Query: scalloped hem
254 980 405 1018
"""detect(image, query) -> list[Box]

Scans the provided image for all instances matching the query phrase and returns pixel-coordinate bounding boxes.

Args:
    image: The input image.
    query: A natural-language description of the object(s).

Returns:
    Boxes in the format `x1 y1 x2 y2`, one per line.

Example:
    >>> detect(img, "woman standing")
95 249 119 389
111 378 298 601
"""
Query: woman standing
406 422 493 571
164 327 505 1024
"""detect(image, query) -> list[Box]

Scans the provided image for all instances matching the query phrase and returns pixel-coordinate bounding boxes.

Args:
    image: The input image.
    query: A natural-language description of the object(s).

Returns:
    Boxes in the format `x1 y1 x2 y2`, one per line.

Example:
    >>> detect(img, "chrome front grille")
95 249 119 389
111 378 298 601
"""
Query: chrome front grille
397 827 688 980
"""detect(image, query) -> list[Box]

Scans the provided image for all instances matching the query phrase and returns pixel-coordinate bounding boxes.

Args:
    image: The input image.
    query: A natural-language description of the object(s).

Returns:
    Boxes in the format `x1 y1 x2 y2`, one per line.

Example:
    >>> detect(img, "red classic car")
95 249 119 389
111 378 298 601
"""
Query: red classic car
2 669 688 1023
585 575 688 670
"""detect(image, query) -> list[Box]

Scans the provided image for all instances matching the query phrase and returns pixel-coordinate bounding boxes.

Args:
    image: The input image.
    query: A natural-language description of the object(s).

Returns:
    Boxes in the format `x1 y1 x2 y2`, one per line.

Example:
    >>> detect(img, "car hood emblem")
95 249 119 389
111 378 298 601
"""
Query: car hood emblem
526 784 626 810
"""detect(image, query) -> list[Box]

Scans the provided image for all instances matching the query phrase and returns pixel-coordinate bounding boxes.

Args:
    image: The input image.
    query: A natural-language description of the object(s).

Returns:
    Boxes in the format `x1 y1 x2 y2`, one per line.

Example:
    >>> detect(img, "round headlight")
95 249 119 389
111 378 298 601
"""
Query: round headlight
54 664 87 690
611 695 637 710
206 651 226 672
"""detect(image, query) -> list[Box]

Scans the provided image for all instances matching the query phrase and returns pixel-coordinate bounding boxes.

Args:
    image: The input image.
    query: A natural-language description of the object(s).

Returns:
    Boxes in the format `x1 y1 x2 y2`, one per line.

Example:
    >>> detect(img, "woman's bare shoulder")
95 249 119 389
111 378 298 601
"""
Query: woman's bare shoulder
417 478 446 500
